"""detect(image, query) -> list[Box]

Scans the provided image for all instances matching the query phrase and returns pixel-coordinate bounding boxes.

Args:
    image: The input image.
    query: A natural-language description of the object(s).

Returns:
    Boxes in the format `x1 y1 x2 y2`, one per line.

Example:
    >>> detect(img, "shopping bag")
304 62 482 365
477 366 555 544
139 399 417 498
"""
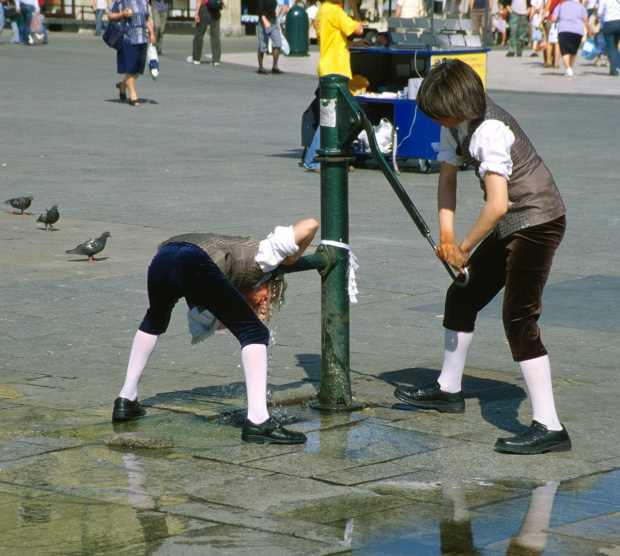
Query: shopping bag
281 33 290 56
582 37 598 61
148 44 160 79
548 22 558 44
30 12 42 34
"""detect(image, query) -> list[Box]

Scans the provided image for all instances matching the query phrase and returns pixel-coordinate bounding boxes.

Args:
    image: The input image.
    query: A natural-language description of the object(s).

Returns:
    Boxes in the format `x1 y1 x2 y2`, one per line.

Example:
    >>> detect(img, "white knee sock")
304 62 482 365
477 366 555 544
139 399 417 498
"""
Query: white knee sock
437 330 473 393
119 330 158 401
241 344 270 424
519 355 562 431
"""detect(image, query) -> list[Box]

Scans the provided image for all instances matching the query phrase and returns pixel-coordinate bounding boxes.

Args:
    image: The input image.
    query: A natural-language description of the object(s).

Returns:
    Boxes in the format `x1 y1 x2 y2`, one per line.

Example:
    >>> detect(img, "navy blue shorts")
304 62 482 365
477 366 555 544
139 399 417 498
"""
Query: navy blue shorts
139 243 270 347
117 42 148 75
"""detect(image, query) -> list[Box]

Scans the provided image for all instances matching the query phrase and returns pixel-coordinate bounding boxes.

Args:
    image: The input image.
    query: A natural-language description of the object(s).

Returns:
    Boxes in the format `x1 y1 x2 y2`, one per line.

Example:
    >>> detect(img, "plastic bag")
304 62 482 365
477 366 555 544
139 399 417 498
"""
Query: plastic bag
148 44 159 80
582 37 598 61
548 22 558 44
281 33 290 56
357 118 393 155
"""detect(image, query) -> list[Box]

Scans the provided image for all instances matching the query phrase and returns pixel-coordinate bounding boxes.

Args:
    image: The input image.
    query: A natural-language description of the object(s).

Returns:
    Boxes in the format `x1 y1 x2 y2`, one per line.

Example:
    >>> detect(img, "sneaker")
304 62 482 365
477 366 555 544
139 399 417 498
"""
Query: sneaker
241 417 307 444
506 52 515 57
564 67 574 77
186 56 200 65
530 52 538 57
211 61 221 66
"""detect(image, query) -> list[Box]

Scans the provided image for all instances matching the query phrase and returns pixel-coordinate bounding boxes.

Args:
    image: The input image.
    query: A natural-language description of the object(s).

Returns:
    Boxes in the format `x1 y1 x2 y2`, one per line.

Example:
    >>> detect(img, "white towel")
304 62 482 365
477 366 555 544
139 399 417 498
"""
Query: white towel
187 307 220 345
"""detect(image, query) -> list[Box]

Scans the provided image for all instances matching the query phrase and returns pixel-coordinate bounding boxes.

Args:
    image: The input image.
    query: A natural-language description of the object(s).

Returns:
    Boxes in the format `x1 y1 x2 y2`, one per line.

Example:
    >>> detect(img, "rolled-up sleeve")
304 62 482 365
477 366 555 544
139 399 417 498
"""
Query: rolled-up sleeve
255 225 299 272
468 120 515 180
436 126 461 167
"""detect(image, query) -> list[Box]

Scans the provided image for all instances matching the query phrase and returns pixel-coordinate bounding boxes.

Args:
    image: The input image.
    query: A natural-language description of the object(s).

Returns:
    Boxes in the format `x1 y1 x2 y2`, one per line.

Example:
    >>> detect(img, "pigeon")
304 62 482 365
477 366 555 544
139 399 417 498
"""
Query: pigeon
66 231 111 262
4 196 34 216
36 205 60 230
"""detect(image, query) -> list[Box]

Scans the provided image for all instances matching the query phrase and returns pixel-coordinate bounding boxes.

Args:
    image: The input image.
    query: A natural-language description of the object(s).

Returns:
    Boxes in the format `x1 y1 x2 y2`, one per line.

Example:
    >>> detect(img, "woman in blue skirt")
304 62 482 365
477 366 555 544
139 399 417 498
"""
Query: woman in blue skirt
109 0 155 106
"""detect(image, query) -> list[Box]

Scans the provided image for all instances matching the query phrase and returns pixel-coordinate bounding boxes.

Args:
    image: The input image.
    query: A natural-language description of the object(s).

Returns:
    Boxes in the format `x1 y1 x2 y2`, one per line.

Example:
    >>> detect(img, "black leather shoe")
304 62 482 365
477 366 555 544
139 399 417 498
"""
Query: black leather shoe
495 421 572 454
241 418 307 445
394 381 465 413
112 397 146 422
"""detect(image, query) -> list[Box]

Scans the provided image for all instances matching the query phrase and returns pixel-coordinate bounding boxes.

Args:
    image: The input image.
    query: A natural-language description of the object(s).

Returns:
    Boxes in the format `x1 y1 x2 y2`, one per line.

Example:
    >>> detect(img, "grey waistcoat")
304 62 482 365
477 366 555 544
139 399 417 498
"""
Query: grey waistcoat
158 233 264 293
451 96 565 239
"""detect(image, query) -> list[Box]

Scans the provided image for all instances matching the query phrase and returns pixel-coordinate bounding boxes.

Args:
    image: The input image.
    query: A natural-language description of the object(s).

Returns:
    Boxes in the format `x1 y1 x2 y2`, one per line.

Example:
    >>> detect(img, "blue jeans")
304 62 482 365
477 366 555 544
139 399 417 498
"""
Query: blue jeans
303 127 320 170
603 19 620 75
0 7 5 42
19 5 35 43
94 9 105 36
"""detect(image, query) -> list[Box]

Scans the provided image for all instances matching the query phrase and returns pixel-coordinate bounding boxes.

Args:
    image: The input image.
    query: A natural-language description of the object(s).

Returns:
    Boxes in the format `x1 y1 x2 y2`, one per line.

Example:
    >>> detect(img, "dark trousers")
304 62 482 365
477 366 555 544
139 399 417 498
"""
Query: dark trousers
139 243 269 347
192 5 221 63
443 215 566 362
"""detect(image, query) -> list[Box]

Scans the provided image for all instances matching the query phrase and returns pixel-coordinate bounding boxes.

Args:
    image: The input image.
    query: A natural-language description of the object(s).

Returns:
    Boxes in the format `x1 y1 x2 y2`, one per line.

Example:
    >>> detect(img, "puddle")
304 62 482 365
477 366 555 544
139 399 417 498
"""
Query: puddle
333 473 620 555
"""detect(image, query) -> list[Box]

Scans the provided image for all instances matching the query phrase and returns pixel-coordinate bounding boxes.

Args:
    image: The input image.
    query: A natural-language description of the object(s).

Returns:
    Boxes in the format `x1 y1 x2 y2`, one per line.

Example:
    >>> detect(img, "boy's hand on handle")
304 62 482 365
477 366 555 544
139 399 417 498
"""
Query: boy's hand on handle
436 242 468 274
435 240 458 263
448 246 469 274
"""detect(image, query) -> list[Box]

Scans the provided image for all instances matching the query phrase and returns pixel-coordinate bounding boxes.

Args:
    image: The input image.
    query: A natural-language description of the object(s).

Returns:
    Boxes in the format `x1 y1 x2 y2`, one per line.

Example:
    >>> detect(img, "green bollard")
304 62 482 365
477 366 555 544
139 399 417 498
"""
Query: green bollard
285 4 309 56
311 75 364 411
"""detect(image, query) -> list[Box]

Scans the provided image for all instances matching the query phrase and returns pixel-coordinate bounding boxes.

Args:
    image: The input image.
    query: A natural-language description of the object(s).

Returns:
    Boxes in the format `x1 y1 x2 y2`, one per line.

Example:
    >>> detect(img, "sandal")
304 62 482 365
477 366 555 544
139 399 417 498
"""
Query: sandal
128 98 140 107
256 68 268 74
116 82 127 103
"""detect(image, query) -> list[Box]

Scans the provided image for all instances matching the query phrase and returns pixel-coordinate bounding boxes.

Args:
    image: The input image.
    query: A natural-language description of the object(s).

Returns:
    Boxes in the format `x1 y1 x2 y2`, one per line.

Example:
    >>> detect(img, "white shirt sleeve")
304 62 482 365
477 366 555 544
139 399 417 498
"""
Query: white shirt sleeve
436 125 463 167
255 225 299 272
468 119 515 181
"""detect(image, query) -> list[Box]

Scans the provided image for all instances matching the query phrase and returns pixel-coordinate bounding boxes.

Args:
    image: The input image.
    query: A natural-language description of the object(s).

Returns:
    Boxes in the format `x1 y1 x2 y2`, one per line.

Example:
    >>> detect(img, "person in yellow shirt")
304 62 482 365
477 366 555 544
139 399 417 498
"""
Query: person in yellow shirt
303 0 368 171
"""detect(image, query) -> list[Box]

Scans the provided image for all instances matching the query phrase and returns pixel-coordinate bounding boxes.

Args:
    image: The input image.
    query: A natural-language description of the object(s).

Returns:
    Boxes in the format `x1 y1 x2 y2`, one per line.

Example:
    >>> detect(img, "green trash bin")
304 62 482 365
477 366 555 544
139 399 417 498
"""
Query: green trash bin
285 4 309 57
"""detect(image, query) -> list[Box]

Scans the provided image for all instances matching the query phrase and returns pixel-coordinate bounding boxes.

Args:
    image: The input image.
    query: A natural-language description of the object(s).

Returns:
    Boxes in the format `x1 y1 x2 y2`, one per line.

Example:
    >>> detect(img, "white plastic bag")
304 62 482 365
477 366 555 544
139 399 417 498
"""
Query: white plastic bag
357 118 393 154
281 33 290 56
148 44 159 80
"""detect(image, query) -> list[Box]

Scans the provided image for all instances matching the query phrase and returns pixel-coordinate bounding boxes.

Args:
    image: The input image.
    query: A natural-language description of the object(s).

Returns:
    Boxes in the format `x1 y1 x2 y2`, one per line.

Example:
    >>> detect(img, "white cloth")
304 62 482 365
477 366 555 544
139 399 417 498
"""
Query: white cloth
255 225 299 273
319 239 359 303
187 306 220 344
437 120 515 181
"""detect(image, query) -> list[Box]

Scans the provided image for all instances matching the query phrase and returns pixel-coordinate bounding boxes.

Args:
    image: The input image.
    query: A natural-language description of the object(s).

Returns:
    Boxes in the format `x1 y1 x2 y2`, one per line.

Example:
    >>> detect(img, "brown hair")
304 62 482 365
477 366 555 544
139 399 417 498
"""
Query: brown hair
416 59 486 121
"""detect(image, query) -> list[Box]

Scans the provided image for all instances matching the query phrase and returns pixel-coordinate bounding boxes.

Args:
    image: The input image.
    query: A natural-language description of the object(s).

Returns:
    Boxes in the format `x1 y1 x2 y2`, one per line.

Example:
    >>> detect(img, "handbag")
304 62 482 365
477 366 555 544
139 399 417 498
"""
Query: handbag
207 0 223 11
103 0 127 50
3 3 17 18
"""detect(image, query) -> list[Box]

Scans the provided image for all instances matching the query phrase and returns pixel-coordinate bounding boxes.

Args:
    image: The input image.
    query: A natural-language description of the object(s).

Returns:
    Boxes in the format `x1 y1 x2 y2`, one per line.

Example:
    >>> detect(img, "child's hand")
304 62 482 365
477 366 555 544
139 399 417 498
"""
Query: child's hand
435 241 458 263
447 246 469 274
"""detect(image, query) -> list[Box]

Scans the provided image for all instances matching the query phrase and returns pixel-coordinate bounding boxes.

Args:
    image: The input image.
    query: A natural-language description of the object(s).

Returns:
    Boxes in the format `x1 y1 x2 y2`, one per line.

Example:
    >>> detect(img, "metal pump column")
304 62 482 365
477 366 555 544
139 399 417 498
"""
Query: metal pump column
311 74 364 411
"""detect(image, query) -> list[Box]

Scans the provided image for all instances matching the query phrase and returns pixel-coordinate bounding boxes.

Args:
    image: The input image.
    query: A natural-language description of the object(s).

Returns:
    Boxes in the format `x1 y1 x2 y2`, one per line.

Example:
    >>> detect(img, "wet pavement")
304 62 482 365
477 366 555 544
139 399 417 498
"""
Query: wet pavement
1 33 619 554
